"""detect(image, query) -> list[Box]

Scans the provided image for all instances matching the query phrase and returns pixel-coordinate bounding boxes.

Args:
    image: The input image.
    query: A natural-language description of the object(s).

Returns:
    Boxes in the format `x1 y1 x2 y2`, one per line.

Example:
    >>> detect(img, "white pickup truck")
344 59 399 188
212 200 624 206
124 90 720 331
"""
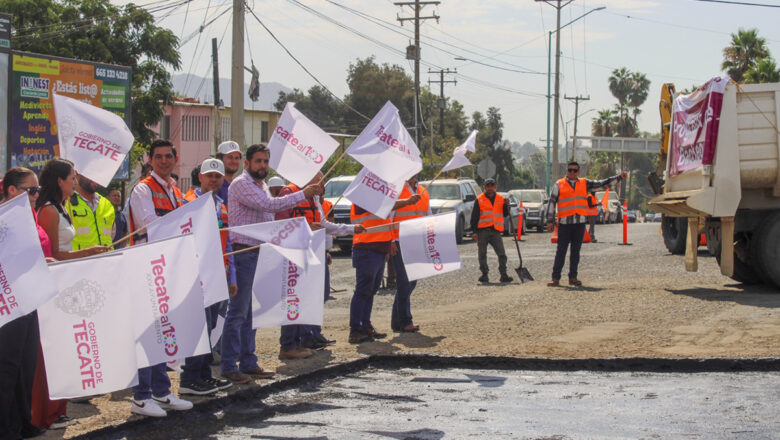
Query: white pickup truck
649 80 780 289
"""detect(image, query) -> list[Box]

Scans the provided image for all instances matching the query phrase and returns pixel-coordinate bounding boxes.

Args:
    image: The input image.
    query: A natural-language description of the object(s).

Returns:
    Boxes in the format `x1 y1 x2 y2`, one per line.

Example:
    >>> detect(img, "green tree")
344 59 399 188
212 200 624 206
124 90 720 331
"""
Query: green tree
344 57 415 130
608 67 632 119
722 28 770 83
592 109 617 137
743 57 780 84
4 0 181 163
275 85 345 132
628 72 650 126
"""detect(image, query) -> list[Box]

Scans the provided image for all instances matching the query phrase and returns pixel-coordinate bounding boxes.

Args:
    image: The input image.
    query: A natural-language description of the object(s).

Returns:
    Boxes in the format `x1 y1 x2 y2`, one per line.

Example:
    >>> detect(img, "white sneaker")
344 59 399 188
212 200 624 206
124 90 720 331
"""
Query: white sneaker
131 399 167 418
152 393 193 411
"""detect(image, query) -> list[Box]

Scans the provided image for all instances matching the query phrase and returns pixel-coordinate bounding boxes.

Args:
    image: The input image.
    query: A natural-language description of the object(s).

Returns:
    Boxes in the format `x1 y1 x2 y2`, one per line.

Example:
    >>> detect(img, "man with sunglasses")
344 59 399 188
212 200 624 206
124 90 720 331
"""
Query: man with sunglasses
545 162 627 286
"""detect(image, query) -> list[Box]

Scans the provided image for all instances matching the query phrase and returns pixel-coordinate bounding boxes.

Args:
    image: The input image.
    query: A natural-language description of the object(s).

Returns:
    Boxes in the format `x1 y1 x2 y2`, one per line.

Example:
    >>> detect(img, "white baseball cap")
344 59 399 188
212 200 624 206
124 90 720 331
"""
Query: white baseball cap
200 158 225 175
217 140 241 156
267 176 285 188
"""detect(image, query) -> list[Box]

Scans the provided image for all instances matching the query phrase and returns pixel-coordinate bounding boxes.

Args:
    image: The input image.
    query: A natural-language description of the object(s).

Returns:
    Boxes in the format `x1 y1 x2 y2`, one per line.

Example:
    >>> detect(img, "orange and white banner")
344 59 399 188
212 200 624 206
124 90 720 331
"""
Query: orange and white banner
53 93 134 187
399 212 462 281
252 230 326 328
347 101 422 183
268 103 339 186
0 194 58 329
146 192 228 307
39 253 139 399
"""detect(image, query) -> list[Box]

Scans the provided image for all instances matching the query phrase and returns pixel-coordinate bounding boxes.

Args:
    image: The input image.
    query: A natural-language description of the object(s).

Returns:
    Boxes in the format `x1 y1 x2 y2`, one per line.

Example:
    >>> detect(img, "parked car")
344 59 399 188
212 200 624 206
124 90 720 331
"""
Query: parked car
626 210 638 223
508 189 549 232
498 192 526 236
420 178 481 243
595 190 623 223
323 175 357 251
651 212 663 222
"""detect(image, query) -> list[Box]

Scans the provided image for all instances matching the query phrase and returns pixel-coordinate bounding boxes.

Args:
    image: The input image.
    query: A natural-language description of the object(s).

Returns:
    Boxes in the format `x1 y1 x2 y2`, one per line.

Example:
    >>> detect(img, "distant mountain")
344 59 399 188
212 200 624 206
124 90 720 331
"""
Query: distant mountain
171 74 293 110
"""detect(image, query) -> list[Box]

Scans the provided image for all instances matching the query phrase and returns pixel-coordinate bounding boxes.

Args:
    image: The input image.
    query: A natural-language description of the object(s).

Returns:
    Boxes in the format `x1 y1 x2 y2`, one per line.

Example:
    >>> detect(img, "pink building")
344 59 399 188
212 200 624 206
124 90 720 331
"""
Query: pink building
148 98 281 192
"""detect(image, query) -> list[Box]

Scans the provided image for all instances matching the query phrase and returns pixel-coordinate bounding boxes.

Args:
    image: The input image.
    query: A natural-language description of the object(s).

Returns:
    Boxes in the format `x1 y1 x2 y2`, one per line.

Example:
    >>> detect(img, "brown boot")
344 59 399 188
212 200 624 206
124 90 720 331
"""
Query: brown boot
568 278 582 286
547 279 560 287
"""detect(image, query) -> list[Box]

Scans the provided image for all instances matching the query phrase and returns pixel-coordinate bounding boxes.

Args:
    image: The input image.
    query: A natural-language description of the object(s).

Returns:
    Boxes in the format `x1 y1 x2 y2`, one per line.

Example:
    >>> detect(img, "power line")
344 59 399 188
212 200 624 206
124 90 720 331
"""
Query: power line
696 0 780 6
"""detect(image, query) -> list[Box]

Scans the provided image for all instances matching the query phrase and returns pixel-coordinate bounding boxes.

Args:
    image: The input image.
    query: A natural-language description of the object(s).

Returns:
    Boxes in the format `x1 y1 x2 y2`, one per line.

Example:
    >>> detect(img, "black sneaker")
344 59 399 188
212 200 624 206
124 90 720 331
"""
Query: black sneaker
478 274 489 283
179 379 218 396
301 339 327 350
499 274 513 283
364 326 387 339
203 376 233 391
349 329 373 344
313 333 336 345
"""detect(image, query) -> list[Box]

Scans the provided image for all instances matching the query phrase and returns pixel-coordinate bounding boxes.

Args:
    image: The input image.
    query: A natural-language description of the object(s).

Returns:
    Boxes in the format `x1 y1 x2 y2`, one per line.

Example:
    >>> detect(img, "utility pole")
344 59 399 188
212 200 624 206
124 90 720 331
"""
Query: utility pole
231 0 244 148
564 95 588 162
427 68 456 136
396 0 439 152
212 37 221 155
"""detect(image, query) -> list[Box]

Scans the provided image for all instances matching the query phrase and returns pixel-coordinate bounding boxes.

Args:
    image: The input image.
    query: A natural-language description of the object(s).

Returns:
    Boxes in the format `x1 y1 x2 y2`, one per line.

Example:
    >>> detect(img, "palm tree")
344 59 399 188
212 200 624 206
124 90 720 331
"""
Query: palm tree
608 67 633 119
722 28 770 83
592 109 617 137
628 72 650 126
744 57 780 84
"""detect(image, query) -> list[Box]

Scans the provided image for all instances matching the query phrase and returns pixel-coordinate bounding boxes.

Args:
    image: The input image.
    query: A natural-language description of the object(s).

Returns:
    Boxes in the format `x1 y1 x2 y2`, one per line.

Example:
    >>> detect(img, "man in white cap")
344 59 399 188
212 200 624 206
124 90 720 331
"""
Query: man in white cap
216 140 242 204
267 176 285 197
179 157 237 395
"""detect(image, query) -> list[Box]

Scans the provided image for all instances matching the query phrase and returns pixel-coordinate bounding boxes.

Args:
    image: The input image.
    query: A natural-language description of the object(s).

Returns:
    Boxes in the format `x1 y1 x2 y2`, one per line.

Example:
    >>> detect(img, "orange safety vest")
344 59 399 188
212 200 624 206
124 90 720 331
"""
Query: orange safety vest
392 184 429 240
284 183 333 224
586 193 599 216
184 190 231 272
350 204 393 244
556 177 589 218
129 175 185 243
476 193 505 232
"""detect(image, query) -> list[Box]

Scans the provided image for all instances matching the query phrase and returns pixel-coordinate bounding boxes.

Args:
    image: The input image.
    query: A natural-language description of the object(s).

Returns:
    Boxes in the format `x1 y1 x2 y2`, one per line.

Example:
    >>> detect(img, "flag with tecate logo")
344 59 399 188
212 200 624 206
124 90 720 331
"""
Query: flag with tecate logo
399 212 462 281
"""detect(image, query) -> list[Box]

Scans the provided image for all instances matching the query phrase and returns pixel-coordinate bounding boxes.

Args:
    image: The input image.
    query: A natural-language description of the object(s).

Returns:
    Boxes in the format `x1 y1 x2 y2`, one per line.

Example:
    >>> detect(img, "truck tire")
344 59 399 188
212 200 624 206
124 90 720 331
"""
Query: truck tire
753 212 780 290
456 216 464 244
662 216 687 255
715 232 761 285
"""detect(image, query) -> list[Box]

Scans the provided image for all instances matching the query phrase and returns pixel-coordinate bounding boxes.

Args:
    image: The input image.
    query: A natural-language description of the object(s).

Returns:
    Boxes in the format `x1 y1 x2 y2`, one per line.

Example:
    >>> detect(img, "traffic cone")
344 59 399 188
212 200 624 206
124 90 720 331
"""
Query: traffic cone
583 228 592 243
516 201 524 241
619 199 632 246
551 224 558 243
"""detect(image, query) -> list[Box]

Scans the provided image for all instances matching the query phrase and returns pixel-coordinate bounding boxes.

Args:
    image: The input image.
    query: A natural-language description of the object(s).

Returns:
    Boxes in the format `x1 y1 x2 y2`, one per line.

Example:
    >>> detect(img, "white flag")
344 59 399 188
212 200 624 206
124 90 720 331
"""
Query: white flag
146 192 228 307
442 130 477 172
268 103 339 186
399 212 462 281
228 217 317 267
0 194 58 329
53 93 134 187
346 101 423 183
38 253 139 399
130 235 210 367
343 167 404 219
456 130 478 154
252 230 326 328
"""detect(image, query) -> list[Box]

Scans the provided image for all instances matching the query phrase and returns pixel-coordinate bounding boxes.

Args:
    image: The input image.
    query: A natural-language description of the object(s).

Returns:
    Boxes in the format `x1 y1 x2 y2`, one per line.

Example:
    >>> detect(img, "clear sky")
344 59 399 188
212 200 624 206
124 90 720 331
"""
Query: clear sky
130 0 780 145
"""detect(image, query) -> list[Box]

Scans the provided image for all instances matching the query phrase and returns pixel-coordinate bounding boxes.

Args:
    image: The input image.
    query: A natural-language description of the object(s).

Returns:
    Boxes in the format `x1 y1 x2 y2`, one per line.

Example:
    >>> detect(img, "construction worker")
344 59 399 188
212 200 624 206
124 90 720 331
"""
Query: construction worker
545 162 626 286
267 176 285 197
179 158 235 396
127 139 192 417
67 174 115 250
391 174 429 333
471 178 512 283
587 191 599 243
216 140 242 204
349 190 420 344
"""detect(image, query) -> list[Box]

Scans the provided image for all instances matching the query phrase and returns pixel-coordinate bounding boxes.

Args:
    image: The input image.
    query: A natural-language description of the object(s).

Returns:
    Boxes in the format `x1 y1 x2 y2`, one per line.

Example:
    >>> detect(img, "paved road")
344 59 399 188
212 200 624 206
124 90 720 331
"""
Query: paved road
215 367 780 439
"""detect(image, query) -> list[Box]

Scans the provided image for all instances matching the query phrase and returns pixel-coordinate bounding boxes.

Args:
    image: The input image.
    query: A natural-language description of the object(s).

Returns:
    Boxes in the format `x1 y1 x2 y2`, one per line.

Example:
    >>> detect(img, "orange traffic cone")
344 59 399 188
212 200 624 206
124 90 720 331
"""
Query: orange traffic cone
551 224 558 243
583 228 592 243
516 201 524 241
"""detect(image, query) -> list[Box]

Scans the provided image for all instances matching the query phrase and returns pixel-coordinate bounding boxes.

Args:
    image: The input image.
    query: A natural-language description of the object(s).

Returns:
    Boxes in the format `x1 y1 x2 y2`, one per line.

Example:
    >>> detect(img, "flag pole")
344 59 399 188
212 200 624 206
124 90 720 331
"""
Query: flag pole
318 149 349 185
224 244 261 257
110 225 146 248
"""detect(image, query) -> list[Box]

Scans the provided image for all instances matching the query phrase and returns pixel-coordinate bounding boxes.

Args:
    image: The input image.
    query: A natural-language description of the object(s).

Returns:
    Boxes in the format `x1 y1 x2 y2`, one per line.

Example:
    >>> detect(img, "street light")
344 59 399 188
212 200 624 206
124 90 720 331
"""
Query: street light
545 6 605 193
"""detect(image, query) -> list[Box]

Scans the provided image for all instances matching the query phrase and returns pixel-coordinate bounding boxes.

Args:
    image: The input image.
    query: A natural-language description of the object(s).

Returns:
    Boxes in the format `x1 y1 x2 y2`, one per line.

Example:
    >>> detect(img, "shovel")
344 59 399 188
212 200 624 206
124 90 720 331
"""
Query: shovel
512 233 533 282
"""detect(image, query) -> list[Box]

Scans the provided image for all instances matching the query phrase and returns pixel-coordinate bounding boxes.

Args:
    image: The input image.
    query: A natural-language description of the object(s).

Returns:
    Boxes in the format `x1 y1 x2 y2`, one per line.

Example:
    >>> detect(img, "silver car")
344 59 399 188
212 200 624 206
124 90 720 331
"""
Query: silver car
420 178 481 244
508 189 549 232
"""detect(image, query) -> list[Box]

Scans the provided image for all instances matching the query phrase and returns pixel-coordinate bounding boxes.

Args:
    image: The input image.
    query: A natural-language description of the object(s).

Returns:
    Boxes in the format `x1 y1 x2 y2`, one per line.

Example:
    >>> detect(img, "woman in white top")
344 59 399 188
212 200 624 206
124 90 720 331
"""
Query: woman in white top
36 158 107 260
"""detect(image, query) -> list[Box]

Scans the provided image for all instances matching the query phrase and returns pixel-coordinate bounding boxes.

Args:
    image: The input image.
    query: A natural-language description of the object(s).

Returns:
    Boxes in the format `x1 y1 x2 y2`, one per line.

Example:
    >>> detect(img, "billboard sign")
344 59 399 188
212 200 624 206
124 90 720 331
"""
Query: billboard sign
8 52 132 179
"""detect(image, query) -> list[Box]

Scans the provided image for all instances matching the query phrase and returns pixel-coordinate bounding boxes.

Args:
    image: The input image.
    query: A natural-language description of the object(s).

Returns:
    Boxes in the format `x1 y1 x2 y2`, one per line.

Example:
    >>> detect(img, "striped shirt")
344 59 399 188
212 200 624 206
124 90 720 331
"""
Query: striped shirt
228 170 305 246
546 175 621 225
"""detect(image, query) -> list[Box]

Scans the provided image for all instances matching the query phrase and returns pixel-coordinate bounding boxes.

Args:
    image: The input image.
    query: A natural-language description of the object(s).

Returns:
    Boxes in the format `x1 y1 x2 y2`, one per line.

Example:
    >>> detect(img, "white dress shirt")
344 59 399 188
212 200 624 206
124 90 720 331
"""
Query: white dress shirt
128 171 180 241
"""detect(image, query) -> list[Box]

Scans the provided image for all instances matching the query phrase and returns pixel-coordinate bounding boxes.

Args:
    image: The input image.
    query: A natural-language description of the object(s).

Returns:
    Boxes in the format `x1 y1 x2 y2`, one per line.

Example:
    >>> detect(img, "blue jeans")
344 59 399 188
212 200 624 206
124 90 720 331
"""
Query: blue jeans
349 248 386 331
133 363 171 400
552 223 586 281
391 248 416 330
220 250 259 375
181 303 220 382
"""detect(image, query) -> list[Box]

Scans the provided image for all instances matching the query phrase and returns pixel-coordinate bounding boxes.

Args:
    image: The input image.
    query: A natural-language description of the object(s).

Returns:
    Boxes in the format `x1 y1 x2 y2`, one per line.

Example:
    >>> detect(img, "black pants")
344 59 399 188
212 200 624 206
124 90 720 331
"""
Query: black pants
477 228 507 276
552 223 586 281
0 312 39 440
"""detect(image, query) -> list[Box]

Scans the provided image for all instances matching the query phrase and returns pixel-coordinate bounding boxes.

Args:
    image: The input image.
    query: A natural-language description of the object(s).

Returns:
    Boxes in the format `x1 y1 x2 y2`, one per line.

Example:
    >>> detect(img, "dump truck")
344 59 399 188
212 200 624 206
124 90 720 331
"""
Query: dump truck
648 78 780 289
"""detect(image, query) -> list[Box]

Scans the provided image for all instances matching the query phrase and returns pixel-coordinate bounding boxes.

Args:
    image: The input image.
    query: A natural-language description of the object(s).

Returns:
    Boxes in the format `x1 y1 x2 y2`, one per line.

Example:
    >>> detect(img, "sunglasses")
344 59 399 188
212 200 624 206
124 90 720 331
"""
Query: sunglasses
19 186 41 196
567 168 579 173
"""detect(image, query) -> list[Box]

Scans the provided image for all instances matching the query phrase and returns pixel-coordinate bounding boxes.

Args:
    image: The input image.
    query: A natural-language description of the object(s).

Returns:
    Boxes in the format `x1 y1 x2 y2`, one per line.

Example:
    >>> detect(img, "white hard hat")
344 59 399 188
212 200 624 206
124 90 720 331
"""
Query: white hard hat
200 158 225 175
267 176 285 188
217 140 241 156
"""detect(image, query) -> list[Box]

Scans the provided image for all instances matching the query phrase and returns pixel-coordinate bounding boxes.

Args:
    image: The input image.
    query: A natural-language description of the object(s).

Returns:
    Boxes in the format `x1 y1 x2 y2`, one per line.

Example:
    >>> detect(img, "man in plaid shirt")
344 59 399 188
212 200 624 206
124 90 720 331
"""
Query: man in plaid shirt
221 144 322 384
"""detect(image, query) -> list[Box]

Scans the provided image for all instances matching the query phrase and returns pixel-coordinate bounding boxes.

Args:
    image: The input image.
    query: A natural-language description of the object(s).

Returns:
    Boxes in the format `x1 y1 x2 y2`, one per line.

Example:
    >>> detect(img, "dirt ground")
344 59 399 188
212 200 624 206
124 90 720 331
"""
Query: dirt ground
56 222 780 438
